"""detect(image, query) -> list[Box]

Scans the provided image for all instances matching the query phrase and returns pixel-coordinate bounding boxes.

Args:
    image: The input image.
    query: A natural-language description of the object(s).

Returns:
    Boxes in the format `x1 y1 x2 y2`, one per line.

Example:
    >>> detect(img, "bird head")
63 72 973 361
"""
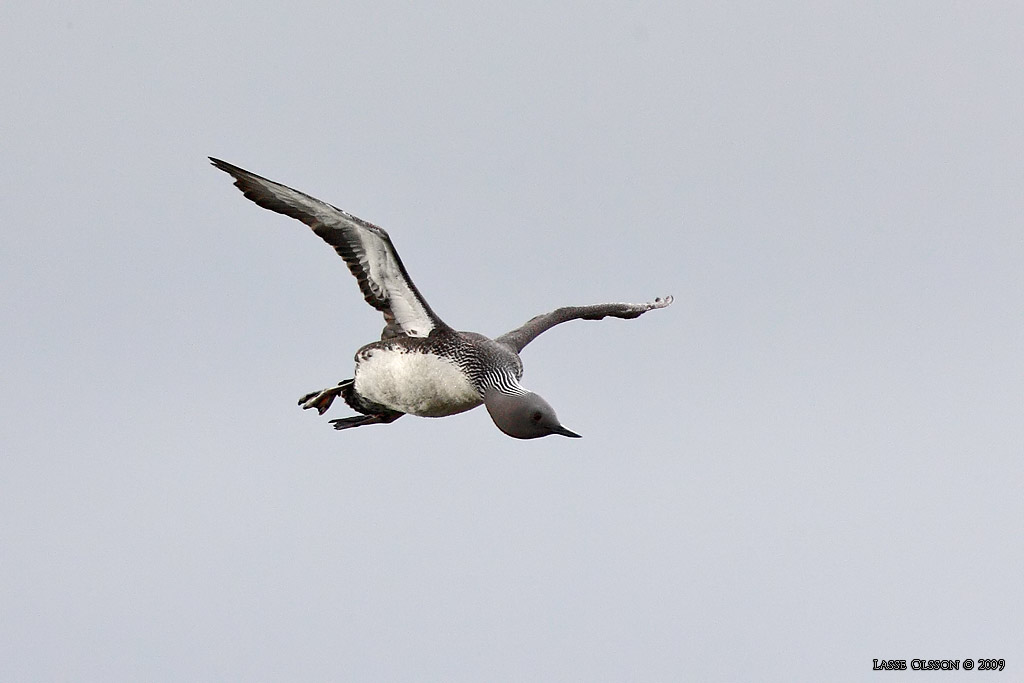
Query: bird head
484 388 582 439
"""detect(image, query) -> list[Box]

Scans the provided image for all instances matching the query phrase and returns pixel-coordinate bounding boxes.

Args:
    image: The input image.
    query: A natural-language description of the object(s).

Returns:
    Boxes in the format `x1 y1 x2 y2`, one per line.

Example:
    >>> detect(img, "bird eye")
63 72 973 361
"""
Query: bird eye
532 411 542 421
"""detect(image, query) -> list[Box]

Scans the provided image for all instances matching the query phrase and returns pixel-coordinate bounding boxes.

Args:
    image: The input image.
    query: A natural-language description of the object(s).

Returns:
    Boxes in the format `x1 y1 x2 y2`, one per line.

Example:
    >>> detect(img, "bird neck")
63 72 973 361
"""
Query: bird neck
482 371 528 398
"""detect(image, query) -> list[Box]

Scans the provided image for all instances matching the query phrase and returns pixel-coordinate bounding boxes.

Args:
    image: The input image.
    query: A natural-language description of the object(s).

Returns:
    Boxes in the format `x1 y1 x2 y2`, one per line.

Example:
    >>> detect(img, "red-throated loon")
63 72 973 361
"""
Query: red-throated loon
210 158 672 439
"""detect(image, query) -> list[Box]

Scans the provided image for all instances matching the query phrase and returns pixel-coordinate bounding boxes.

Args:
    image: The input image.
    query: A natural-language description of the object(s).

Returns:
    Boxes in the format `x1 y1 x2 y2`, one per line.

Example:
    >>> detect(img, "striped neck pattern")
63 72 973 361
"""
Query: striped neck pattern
484 369 529 397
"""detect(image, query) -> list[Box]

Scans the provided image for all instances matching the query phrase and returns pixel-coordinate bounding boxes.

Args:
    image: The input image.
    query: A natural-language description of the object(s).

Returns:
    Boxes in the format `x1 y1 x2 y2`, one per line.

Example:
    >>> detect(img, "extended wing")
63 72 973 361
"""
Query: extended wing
496 296 673 353
210 158 446 339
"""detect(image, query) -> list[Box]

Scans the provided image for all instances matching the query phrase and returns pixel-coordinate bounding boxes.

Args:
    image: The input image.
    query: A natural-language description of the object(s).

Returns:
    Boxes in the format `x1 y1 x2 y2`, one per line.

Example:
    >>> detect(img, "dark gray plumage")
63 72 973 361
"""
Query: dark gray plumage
210 158 672 439
497 298 673 353
209 157 442 340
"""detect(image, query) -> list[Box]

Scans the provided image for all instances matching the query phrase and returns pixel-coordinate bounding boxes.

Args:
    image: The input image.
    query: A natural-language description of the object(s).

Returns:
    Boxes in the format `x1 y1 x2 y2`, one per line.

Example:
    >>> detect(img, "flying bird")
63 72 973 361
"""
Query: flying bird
210 158 672 439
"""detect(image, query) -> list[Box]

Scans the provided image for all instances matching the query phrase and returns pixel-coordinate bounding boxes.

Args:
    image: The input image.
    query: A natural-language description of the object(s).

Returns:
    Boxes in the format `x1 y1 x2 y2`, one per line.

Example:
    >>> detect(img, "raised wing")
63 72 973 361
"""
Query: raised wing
496 296 673 353
210 158 446 339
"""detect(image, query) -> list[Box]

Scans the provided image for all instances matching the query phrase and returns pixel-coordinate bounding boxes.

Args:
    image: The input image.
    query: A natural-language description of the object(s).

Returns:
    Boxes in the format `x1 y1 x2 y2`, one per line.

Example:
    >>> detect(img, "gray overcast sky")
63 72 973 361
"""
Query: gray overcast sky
2 2 1022 681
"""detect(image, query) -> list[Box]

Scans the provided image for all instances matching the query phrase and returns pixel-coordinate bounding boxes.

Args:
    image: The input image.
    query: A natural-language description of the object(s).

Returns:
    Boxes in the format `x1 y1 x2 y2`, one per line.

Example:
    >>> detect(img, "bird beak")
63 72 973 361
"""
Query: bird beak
553 425 582 438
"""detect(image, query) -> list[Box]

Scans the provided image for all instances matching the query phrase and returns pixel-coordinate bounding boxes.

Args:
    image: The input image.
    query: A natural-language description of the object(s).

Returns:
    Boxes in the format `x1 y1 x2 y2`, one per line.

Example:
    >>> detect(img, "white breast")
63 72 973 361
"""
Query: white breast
354 347 482 417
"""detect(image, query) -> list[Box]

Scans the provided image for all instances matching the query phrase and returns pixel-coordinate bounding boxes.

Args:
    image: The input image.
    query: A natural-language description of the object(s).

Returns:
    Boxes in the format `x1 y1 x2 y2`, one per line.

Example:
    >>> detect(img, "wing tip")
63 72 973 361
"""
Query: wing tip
209 156 242 176
208 157 273 197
